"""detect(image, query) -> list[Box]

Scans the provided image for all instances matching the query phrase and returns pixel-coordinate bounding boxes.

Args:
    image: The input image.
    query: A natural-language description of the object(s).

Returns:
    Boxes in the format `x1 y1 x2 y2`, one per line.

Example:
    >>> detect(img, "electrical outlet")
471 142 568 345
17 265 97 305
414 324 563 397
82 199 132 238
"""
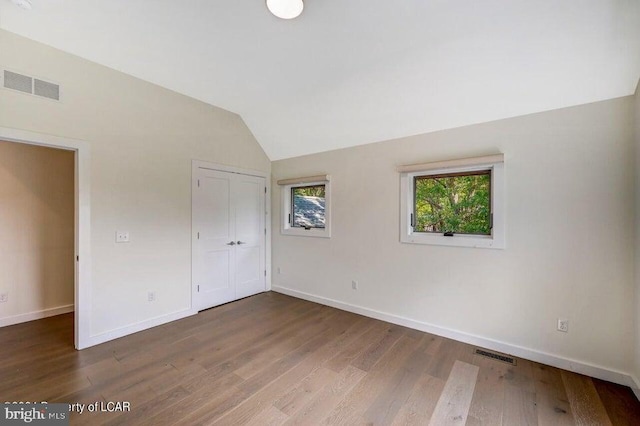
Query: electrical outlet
116 231 130 243
0 293 8 303
277 267 282 274
148 291 156 302
351 280 358 290
557 318 569 333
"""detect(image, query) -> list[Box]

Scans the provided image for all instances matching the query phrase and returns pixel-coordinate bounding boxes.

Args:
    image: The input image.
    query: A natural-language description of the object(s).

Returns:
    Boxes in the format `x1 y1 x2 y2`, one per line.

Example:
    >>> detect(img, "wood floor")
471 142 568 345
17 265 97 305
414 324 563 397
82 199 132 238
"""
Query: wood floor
1 292 639 425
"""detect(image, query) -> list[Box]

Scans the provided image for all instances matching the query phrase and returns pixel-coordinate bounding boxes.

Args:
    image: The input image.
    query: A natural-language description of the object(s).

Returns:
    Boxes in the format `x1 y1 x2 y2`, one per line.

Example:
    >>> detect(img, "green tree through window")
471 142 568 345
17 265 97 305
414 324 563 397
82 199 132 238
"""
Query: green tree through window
414 170 491 235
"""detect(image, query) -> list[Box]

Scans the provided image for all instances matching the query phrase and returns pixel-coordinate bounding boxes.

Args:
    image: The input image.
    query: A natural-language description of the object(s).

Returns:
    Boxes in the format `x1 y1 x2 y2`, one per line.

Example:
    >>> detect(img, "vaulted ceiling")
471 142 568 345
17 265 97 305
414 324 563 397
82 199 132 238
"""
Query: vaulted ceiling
1 0 639 160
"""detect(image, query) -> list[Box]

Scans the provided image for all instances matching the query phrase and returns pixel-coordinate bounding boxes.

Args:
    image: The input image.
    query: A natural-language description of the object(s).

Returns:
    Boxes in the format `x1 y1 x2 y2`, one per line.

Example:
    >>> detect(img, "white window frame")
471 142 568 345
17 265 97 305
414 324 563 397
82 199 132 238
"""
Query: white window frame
400 157 505 249
281 179 331 238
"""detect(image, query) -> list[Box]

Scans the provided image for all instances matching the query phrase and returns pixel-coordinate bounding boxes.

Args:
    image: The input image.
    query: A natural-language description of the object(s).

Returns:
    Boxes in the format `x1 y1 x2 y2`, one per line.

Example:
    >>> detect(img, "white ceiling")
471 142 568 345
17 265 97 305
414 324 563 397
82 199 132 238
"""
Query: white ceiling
1 1 639 160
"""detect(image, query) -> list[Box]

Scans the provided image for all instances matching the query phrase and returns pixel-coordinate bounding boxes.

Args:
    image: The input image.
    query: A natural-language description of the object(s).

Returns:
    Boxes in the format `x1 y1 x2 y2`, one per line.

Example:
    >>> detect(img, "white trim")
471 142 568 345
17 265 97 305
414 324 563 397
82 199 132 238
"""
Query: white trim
88 309 197 346
0 126 91 350
266 178 272 291
277 174 331 186
0 304 74 328
272 285 636 391
281 179 331 238
400 160 505 249
397 154 504 173
193 160 269 179
191 160 272 308
631 374 640 400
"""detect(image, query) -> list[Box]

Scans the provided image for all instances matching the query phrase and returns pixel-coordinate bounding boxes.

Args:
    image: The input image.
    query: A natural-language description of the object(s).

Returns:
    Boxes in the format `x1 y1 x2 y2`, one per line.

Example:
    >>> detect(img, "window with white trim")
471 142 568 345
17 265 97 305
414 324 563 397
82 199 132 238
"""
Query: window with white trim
279 176 331 238
400 155 504 248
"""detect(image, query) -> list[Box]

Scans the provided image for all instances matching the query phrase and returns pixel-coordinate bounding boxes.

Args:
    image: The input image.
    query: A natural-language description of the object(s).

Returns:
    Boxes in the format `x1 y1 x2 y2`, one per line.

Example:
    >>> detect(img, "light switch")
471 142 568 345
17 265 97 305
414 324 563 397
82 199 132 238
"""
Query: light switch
116 231 130 243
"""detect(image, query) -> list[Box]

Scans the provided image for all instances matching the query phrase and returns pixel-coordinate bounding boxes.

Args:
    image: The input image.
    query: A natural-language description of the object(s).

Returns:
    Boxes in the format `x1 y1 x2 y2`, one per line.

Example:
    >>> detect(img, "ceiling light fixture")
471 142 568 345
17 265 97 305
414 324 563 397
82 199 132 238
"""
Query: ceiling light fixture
10 0 32 10
266 0 303 20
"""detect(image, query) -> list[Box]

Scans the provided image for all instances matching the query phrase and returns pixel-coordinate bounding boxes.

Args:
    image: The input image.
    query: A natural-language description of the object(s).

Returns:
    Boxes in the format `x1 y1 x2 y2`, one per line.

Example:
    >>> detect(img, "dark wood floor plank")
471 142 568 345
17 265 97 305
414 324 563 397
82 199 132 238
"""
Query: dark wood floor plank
428 360 479 426
284 366 367 425
593 377 640 426
321 335 418 425
466 355 509 425
425 337 475 381
323 320 388 373
561 370 613 426
138 372 245 426
211 311 366 425
103 385 191 426
273 366 338 415
362 336 432 424
1 291 639 426
245 405 289 426
532 363 575 425
502 384 538 426
350 323 405 372
391 372 445 426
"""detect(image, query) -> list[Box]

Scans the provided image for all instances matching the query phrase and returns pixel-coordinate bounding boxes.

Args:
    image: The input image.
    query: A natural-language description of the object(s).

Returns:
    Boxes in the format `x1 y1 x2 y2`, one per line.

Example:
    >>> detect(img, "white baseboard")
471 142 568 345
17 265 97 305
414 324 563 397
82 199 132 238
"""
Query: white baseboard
273 285 636 390
0 304 74 328
86 308 197 347
630 374 640 400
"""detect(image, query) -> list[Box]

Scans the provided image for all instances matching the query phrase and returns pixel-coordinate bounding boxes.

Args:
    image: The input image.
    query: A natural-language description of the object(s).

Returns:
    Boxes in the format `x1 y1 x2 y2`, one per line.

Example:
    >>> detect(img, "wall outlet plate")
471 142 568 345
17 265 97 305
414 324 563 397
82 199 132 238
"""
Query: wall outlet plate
116 231 130 243
557 318 569 333
0 293 8 303
351 280 358 290
148 291 156 302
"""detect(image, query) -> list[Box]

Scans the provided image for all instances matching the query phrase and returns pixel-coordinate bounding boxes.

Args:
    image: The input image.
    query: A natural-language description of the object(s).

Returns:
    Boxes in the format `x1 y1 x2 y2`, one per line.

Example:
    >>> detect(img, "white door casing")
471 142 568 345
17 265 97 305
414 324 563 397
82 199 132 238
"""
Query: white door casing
193 166 266 311
0 127 91 350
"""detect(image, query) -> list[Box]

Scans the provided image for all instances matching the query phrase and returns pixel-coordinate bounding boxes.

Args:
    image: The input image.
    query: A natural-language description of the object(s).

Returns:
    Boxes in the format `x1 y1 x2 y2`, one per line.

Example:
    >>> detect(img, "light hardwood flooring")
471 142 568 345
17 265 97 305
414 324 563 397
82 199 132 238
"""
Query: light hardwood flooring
1 292 639 425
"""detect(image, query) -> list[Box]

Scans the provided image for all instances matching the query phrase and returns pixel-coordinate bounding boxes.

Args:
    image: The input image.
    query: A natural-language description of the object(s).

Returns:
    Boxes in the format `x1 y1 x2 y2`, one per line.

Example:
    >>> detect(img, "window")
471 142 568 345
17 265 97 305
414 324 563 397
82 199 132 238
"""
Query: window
291 185 326 229
414 170 491 235
400 155 504 248
279 176 331 238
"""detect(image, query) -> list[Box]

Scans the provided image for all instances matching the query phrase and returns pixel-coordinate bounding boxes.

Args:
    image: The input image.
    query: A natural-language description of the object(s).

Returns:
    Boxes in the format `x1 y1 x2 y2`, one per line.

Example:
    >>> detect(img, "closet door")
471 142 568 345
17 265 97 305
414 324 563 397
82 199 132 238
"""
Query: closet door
193 168 266 311
234 174 266 299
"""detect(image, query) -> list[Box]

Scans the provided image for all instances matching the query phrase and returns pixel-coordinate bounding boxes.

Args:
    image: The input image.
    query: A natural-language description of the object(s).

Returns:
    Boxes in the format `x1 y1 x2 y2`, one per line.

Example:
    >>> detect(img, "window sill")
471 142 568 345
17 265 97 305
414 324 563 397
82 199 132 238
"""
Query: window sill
281 227 331 238
401 233 504 249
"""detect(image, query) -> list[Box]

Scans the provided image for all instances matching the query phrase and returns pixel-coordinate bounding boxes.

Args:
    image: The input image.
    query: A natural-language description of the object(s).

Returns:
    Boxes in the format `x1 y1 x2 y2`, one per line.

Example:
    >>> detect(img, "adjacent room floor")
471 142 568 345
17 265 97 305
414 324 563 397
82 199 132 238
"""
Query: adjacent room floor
1 292 639 425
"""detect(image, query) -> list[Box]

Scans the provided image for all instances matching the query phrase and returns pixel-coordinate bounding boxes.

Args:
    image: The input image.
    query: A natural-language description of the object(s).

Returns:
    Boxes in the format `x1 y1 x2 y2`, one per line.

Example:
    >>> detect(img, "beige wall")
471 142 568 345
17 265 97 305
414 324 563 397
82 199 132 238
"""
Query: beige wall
0 29 270 336
272 96 636 375
0 141 74 324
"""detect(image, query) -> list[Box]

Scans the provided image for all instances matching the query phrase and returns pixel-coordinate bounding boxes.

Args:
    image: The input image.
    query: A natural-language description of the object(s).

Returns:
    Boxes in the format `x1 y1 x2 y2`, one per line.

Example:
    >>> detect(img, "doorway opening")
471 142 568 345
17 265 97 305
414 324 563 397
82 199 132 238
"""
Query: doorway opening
0 127 90 349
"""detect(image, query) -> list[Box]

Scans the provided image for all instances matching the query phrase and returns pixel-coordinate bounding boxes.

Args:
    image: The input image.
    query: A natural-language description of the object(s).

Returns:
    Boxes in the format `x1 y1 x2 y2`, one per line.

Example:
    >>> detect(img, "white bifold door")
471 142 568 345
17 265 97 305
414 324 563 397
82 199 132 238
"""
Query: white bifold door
193 168 266 311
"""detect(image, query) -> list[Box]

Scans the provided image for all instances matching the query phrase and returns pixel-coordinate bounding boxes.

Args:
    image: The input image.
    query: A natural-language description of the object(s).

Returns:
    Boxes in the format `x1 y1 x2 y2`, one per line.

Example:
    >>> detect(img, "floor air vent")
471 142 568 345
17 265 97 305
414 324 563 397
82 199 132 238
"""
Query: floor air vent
474 348 517 365
3 70 60 101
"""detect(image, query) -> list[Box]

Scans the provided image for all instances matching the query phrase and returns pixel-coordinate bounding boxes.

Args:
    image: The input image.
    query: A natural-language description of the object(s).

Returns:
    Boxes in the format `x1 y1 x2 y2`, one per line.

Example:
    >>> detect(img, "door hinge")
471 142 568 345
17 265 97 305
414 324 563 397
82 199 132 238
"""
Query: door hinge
197 285 200 292
197 179 200 187
76 255 79 261
264 270 267 277
264 228 267 235
197 232 200 240
265 187 267 194
288 213 291 224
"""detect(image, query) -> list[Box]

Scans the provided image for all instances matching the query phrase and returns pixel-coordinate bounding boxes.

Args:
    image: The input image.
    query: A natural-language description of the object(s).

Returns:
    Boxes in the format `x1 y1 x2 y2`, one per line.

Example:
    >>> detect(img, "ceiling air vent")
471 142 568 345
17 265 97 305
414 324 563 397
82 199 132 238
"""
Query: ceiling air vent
474 348 517 365
3 70 60 101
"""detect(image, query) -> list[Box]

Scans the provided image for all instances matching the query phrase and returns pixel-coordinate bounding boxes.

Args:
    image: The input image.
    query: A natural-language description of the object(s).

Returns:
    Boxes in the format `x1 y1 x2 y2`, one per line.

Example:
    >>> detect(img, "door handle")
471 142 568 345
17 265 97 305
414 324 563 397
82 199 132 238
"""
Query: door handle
226 241 236 246
237 241 246 245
